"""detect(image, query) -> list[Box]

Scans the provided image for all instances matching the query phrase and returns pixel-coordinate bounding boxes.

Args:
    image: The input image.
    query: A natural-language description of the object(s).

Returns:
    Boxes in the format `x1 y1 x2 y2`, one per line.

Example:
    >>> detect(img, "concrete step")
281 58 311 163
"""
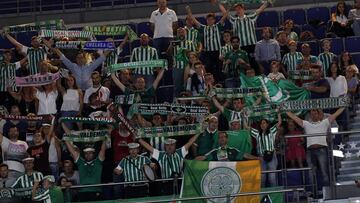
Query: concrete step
337 172 360 182
341 159 360 168
339 166 360 175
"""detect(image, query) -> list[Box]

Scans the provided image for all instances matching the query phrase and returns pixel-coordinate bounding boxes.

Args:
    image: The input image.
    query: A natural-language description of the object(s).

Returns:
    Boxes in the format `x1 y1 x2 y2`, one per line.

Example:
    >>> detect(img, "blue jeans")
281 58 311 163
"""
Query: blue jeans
153 37 172 58
261 153 278 187
352 19 360 36
306 147 329 187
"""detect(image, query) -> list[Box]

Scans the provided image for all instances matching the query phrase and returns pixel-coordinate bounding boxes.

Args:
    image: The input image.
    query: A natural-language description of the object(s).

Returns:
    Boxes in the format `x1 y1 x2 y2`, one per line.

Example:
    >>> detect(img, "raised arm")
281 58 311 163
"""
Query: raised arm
88 53 106 72
186 6 201 27
111 72 126 92
255 1 269 16
5 33 24 50
276 112 282 128
63 126 80 162
328 107 345 123
138 139 154 154
56 78 66 96
286 111 304 127
219 9 229 25
7 87 22 101
211 96 225 113
0 132 3 144
98 140 106 161
153 68 165 90
184 134 200 151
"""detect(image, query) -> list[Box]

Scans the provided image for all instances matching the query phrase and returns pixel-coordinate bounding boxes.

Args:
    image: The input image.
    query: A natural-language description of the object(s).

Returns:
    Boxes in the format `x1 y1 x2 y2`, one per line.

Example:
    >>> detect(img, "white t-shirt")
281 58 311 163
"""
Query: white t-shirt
36 90 58 115
61 89 81 111
1 137 28 173
84 86 110 104
326 76 348 97
150 8 178 38
303 119 330 148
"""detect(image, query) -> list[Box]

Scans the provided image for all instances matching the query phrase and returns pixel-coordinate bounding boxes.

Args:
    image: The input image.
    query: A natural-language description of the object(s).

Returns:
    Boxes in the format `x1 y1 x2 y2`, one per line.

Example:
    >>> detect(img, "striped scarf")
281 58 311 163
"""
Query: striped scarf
55 41 115 50
107 59 168 74
136 124 203 139
84 25 138 41
3 19 65 33
39 30 94 39
63 130 109 142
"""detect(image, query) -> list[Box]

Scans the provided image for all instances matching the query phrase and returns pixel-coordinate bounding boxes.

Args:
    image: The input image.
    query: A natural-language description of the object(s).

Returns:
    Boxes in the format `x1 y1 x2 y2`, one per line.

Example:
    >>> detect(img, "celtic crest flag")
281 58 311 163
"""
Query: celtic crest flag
181 160 261 203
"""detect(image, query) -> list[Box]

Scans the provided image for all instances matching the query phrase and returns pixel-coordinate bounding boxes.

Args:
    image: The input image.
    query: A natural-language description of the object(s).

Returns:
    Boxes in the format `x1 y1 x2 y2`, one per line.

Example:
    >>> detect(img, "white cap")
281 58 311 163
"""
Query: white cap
43 175 55 183
22 157 35 162
83 148 96 153
164 138 176 145
42 123 51 127
128 143 140 149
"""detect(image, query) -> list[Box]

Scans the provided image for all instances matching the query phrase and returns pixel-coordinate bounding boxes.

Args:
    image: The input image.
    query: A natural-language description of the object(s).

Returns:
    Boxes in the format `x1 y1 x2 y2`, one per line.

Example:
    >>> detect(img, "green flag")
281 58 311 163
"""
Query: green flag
213 130 253 154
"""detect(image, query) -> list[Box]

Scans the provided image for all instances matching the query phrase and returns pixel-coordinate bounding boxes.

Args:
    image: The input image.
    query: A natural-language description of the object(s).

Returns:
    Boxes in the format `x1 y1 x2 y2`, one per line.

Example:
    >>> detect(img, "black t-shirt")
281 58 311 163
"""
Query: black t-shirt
310 79 330 99
27 141 51 175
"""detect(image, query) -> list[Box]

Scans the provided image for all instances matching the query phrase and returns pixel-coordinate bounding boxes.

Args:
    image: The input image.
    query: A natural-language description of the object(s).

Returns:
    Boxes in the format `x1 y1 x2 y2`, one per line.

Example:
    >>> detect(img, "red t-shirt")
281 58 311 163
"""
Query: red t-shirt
111 130 133 163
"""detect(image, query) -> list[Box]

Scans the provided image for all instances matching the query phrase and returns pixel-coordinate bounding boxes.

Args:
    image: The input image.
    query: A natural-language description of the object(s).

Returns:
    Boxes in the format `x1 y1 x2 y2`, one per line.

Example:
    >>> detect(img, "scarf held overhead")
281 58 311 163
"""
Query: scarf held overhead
3 19 65 33
60 117 115 124
55 41 115 50
63 130 109 142
38 30 94 39
132 103 209 116
15 72 60 87
136 124 203 139
83 25 138 41
107 59 168 73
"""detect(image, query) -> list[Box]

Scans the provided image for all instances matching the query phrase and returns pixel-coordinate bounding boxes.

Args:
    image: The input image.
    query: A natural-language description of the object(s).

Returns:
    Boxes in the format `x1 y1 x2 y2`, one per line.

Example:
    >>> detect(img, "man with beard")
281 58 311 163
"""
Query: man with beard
130 33 159 88
167 27 196 95
223 36 250 87
84 71 110 106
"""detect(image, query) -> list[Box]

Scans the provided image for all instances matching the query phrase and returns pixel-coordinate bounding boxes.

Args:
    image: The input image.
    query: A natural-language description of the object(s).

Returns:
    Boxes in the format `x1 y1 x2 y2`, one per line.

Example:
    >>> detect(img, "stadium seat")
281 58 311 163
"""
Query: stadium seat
91 0 113 7
196 17 207 25
63 0 81 9
113 0 135 6
42 0 64 11
307 7 330 24
257 11 279 27
330 4 352 15
0 1 17 14
352 53 360 67
283 9 306 25
298 40 320 56
137 22 153 37
345 36 360 53
301 24 326 40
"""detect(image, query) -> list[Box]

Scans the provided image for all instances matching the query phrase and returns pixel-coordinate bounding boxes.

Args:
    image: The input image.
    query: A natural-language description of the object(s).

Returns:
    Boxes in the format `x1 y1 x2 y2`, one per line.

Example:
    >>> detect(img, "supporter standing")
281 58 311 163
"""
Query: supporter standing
281 40 303 73
192 116 218 156
285 120 305 168
150 0 178 57
83 71 110 105
184 16 202 51
219 30 233 61
306 65 330 99
318 39 337 75
255 27 281 75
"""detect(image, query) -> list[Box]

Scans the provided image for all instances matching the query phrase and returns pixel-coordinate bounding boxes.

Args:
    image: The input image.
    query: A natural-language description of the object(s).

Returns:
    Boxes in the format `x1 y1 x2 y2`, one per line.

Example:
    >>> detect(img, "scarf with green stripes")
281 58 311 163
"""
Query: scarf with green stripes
288 70 313 80
39 30 94 39
60 117 115 124
55 41 115 50
106 59 168 74
130 103 209 116
63 130 109 142
218 0 268 6
3 20 65 33
83 25 138 41
0 188 32 200
136 124 203 139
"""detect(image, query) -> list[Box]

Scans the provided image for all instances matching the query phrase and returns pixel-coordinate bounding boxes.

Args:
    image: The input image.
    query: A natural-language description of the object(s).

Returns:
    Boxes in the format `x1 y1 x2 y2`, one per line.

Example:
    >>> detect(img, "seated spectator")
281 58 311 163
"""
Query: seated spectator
348 0 360 36
339 51 356 74
276 31 290 58
283 19 299 41
255 27 281 75
268 61 285 83
329 1 354 37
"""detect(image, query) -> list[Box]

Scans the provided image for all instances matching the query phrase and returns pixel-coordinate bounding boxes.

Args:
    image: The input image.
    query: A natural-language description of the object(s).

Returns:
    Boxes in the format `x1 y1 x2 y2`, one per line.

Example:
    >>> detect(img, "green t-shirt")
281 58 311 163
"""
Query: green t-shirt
76 156 103 193
195 130 216 156
223 49 249 76
125 86 155 104
213 130 253 154
49 186 65 203
205 146 244 161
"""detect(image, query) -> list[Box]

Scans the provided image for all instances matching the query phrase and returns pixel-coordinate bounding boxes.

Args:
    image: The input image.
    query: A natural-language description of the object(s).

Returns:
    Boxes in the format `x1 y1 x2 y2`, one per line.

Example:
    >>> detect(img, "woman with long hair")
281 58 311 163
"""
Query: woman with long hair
283 19 299 41
35 82 58 116
184 52 201 83
8 86 37 115
329 1 353 37
339 51 355 74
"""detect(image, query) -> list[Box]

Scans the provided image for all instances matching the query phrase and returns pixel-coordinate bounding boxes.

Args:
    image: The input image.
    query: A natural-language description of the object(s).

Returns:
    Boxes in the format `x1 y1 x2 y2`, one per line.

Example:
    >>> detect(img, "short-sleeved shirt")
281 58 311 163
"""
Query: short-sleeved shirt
223 108 247 128
198 23 224 51
205 146 244 161
195 129 216 156
27 141 51 175
150 8 178 38
223 49 249 76
251 125 277 156
220 44 233 58
75 156 103 192
281 52 303 72
152 147 188 179
21 46 47 75
12 171 43 189
117 155 151 182
318 52 336 74
185 26 201 46
303 119 330 148
310 79 330 99
229 13 258 47
0 62 21 92
124 86 155 104
212 130 252 154
1 137 28 173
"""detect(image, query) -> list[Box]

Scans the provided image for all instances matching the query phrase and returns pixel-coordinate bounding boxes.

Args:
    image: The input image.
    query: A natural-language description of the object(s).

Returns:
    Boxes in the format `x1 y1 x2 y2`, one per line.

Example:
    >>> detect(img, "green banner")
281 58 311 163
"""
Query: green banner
288 70 313 80
63 130 108 142
84 25 138 41
0 187 32 201
213 130 253 154
130 103 209 116
60 117 115 124
39 30 94 39
281 97 350 111
3 19 65 33
107 59 168 73
136 124 203 139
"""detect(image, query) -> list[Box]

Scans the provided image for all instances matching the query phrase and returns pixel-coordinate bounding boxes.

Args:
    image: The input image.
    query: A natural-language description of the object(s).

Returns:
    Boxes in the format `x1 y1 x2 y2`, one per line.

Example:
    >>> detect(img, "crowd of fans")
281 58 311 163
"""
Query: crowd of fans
0 0 360 202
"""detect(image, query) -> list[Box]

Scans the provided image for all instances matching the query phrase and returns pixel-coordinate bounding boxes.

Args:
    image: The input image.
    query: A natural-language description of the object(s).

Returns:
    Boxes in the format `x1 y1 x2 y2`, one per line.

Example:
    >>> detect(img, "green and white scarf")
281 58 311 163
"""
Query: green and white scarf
281 97 350 111
243 103 278 118
136 124 203 139
55 41 115 50
4 115 48 121
114 94 135 105
288 70 313 80
39 30 94 39
63 130 108 142
60 117 115 124
107 59 168 74
112 112 137 137
3 20 65 33
0 187 32 200
131 103 209 116
84 25 138 41
218 0 270 6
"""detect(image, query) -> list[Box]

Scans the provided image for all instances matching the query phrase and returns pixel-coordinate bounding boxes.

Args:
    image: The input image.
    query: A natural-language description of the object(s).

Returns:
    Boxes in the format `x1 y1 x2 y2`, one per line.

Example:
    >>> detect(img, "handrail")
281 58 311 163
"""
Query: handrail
136 188 305 203
284 129 360 138
63 167 313 189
